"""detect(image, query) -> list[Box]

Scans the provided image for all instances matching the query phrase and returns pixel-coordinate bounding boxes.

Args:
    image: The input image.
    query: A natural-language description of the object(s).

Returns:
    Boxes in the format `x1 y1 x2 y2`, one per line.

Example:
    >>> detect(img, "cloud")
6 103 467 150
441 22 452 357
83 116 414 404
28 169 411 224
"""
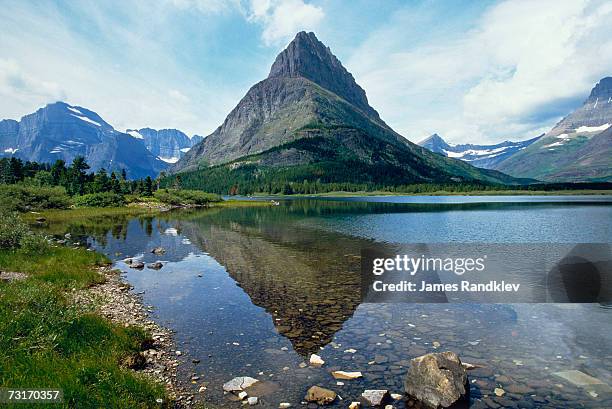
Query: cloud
246 0 324 45
347 0 612 144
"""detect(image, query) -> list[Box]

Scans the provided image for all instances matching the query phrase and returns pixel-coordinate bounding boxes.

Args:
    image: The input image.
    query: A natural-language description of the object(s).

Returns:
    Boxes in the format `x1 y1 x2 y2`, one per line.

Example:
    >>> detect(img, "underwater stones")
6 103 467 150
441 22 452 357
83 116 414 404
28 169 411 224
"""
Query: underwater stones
331 371 363 380
552 370 605 387
404 351 467 408
223 376 259 393
304 386 336 405
494 387 505 397
361 390 389 406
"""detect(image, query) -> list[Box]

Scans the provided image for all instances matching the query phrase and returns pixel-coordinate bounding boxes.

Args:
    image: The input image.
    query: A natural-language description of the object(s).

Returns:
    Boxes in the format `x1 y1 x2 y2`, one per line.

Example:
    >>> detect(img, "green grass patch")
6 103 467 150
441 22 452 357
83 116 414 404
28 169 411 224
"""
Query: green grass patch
0 214 168 407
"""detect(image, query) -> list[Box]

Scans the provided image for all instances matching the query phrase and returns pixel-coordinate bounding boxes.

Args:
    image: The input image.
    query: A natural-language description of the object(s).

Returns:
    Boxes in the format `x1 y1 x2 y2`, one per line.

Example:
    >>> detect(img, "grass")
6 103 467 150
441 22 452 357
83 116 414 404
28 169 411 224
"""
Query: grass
0 221 168 408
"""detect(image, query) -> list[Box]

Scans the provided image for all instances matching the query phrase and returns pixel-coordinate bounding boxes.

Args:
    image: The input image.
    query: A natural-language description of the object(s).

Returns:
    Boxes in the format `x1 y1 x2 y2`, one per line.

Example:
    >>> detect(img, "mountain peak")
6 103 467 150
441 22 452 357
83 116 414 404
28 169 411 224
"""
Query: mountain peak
268 31 380 120
587 76 612 102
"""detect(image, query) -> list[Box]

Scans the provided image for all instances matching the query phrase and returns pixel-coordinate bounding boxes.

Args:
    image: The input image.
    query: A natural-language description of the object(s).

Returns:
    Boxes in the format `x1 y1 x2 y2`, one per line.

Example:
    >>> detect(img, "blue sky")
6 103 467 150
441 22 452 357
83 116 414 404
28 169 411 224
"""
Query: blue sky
1 0 611 144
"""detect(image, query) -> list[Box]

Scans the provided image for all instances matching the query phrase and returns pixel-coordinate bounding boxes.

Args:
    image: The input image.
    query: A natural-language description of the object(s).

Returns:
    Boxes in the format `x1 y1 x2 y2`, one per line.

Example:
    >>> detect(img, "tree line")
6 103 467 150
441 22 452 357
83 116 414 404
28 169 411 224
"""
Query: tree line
0 156 159 196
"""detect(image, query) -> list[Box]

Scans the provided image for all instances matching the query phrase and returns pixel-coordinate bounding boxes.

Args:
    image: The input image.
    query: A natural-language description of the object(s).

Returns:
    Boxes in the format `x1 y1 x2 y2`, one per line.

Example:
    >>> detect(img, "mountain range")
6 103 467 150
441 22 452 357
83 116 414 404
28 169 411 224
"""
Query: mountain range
0 102 201 179
0 32 608 185
418 133 542 169
171 31 524 189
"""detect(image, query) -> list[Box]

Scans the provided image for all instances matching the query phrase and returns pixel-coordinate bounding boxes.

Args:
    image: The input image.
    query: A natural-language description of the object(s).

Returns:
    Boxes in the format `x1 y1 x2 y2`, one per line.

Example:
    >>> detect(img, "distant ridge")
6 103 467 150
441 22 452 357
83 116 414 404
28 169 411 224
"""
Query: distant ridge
418 133 542 169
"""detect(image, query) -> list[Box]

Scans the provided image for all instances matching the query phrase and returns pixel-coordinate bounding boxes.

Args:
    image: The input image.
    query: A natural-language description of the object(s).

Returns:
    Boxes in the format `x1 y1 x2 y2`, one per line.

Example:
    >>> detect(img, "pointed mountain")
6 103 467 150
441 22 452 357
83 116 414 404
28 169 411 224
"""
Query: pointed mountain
418 134 451 154
419 133 542 169
172 32 526 189
0 102 167 179
495 77 612 181
127 127 201 164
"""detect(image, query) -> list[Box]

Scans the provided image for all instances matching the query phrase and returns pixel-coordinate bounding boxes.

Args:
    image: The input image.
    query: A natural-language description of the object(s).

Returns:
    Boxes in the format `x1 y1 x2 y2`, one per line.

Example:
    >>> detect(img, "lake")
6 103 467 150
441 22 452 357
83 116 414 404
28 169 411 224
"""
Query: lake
55 196 612 408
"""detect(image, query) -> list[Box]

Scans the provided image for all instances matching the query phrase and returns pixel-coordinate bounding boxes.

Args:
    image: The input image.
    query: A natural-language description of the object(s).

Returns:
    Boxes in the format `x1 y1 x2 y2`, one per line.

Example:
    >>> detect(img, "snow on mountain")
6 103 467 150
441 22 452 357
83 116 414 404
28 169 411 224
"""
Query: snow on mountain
418 133 542 169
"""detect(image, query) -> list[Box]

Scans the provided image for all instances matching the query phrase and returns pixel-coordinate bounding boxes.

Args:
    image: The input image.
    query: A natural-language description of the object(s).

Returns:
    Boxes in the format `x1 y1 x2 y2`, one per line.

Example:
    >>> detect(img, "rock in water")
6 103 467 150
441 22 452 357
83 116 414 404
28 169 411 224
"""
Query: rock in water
223 376 259 393
130 261 145 269
404 351 467 408
304 386 336 405
147 262 163 270
151 247 165 255
309 354 325 366
361 390 389 406
331 371 363 380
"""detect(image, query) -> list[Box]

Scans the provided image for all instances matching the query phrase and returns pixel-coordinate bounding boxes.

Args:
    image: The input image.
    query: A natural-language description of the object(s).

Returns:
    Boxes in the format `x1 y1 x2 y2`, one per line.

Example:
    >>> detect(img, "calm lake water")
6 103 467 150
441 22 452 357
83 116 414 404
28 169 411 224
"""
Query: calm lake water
56 196 612 408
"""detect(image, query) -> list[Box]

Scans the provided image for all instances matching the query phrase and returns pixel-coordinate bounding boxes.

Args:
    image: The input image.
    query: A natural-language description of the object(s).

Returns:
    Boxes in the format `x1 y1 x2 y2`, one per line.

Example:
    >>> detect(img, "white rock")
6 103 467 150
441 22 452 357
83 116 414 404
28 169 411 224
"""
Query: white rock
175 351 182 356
390 393 403 400
494 387 505 397
223 376 260 393
238 391 248 400
361 390 389 406
344 349 357 354
309 354 325 366
348 402 360 409
279 403 291 408
248 397 258 405
198 386 206 393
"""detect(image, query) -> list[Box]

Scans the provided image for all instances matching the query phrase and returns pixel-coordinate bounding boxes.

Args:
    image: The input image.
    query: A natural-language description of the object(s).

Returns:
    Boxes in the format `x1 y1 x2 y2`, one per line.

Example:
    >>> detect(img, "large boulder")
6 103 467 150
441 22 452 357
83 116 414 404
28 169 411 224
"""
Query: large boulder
404 351 468 408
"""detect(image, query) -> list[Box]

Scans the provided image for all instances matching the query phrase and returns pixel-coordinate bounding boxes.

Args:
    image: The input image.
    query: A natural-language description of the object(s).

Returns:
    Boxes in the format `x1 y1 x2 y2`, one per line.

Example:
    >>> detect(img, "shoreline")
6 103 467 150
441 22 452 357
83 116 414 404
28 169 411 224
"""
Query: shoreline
74 265 199 407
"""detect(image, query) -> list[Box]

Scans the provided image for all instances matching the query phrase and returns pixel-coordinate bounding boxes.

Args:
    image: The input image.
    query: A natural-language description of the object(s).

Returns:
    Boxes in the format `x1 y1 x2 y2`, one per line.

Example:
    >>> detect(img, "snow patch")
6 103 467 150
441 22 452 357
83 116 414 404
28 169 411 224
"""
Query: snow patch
444 150 464 158
180 147 191 153
50 146 63 153
593 97 598 109
127 130 144 139
3 148 18 154
70 114 101 127
575 123 610 133
159 156 180 164
543 141 565 148
67 106 83 115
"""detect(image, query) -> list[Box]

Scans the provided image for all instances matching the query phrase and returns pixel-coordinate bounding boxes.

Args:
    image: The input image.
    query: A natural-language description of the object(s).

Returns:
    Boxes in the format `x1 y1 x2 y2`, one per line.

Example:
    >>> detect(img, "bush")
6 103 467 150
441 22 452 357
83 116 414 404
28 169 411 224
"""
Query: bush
153 189 221 206
72 192 126 208
0 212 30 249
0 185 71 212
19 233 52 255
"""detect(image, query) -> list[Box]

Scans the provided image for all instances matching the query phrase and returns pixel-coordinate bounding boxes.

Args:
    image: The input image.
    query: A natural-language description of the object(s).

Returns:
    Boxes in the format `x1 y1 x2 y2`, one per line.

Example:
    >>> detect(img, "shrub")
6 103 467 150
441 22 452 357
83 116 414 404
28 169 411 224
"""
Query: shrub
19 233 52 255
72 192 126 208
153 189 221 206
0 185 71 212
0 212 30 249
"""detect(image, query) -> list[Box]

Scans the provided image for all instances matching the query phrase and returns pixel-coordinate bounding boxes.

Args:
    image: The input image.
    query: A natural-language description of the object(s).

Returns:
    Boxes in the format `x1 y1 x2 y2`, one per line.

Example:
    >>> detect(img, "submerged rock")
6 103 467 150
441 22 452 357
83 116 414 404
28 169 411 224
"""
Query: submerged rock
130 261 145 269
304 386 336 405
361 390 389 406
223 376 260 393
404 351 467 408
147 262 164 270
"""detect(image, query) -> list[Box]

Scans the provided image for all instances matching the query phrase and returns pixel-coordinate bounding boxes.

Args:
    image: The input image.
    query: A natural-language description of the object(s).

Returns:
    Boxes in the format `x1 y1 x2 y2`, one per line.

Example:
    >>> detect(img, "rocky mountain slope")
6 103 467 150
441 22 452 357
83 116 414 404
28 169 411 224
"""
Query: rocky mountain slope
126 128 203 164
0 102 167 179
419 133 542 169
494 77 612 182
172 32 525 188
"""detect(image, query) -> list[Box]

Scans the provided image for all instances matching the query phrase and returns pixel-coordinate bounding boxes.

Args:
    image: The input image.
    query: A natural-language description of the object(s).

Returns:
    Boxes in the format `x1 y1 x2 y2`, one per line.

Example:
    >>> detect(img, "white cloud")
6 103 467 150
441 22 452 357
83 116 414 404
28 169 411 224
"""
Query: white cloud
246 0 324 46
347 0 612 144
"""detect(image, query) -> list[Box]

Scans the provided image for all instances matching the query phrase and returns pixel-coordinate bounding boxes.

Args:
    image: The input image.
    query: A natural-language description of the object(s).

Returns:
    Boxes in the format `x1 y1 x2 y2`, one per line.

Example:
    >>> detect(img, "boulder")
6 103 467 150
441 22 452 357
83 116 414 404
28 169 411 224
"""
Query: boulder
404 351 467 408
223 376 259 393
304 386 336 405
147 262 164 270
151 247 166 255
361 390 389 406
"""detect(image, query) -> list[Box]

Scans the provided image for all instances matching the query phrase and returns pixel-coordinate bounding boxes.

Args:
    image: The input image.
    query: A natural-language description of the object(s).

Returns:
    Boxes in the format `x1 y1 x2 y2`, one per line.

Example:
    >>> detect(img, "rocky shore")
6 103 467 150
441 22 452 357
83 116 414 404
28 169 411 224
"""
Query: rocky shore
72 265 197 407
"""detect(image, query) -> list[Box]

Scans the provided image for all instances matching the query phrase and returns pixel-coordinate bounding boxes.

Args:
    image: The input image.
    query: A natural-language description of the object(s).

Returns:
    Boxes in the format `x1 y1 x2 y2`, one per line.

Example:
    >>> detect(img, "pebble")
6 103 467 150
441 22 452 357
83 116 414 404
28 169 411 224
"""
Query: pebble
248 396 258 405
494 387 505 397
